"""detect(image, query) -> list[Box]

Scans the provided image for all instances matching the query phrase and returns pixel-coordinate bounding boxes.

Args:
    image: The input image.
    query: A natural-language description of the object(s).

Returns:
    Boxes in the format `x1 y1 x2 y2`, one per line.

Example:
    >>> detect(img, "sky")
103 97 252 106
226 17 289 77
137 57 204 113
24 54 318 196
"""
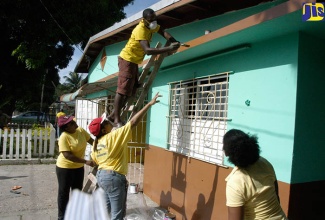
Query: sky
58 0 160 83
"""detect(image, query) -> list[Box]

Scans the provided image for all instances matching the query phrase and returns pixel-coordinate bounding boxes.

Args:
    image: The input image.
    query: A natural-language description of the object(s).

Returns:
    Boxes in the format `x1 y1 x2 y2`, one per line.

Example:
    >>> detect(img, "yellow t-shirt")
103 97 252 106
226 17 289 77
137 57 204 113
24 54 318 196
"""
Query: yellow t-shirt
91 122 132 175
225 157 287 220
120 20 160 64
56 127 90 169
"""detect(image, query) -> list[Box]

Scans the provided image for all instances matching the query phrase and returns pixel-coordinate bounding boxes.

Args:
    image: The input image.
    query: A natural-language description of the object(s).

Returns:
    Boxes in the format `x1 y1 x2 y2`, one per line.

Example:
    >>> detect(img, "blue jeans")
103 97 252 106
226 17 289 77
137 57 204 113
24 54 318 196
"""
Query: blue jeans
96 169 128 220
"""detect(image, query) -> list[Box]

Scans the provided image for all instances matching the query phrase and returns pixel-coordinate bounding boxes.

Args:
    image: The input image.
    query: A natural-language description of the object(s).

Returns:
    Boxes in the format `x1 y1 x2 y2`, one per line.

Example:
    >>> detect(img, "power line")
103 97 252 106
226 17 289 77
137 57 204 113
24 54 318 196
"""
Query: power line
38 0 84 54
47 1 86 47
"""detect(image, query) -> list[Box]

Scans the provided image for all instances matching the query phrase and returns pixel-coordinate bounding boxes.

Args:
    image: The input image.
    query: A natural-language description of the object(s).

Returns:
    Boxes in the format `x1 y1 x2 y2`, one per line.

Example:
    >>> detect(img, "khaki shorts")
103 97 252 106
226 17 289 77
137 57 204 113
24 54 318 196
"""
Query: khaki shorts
117 56 139 97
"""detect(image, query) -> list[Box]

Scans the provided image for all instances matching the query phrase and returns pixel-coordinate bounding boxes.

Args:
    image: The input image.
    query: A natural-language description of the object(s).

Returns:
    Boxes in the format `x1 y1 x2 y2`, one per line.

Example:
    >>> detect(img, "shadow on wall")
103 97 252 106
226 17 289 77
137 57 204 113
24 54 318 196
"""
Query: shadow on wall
159 153 220 219
229 121 293 140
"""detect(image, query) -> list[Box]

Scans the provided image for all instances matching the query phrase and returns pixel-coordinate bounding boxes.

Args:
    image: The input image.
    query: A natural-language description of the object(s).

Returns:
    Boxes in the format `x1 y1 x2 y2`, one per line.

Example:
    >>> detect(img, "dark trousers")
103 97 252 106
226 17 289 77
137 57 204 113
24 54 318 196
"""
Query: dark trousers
56 166 84 220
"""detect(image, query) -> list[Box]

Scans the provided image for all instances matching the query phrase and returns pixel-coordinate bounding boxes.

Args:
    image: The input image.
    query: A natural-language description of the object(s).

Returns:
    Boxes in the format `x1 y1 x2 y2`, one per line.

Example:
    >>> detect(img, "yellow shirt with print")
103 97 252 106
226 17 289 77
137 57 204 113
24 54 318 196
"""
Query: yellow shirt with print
120 20 160 64
91 122 132 175
56 127 90 169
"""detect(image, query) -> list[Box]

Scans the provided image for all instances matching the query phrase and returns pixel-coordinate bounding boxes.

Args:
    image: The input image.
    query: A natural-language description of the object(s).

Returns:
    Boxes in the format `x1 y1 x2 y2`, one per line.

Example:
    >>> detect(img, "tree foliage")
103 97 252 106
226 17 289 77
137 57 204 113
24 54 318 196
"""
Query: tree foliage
0 0 134 115
63 72 85 91
54 72 86 98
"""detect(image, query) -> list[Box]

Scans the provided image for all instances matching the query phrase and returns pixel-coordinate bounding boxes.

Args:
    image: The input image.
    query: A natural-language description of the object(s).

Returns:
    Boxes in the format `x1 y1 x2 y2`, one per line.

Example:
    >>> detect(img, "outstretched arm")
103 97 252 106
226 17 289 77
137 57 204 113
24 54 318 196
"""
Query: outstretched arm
130 93 161 128
140 40 179 55
158 28 179 43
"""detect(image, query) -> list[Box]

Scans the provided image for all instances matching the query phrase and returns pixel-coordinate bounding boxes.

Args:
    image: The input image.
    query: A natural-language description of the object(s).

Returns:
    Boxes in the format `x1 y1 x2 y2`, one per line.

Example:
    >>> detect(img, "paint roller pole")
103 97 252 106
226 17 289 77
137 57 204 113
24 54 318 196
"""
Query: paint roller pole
181 43 190 47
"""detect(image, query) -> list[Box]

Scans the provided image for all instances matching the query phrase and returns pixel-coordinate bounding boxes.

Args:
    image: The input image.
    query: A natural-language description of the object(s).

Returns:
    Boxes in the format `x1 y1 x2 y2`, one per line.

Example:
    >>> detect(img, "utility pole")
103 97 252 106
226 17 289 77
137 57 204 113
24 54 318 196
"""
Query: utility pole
40 69 47 122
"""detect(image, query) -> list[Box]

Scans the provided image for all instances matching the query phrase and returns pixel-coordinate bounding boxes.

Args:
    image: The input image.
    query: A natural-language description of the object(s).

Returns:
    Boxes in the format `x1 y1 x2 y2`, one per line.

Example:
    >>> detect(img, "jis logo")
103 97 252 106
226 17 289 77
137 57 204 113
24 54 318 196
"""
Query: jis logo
302 3 324 21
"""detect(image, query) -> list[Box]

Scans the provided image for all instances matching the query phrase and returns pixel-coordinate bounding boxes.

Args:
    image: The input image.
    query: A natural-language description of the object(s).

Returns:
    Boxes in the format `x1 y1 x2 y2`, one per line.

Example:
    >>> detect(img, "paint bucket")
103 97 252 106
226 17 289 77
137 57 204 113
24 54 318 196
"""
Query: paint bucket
153 209 165 220
129 183 138 194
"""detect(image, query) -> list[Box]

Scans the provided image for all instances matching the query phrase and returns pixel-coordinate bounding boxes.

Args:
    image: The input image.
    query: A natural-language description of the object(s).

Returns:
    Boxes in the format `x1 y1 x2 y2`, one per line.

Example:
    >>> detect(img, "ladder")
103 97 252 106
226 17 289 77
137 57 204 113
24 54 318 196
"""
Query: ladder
121 42 166 120
82 42 167 193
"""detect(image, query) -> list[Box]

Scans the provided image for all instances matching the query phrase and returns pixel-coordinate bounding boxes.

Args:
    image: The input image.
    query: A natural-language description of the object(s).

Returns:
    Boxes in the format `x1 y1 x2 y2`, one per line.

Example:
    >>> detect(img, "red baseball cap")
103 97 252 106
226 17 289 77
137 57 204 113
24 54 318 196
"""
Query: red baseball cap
58 115 74 128
88 113 112 136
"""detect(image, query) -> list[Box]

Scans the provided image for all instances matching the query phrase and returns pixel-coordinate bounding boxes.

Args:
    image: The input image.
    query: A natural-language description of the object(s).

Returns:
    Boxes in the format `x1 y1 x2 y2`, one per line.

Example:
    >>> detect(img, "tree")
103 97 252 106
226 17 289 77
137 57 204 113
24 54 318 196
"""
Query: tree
63 72 85 92
0 0 134 115
0 37 57 114
52 72 86 101
2 0 133 69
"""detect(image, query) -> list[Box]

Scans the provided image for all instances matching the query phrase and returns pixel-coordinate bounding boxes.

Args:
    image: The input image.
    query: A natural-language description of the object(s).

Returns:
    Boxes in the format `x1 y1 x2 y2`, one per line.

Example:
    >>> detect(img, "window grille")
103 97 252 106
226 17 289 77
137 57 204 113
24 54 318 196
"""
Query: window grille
167 72 230 165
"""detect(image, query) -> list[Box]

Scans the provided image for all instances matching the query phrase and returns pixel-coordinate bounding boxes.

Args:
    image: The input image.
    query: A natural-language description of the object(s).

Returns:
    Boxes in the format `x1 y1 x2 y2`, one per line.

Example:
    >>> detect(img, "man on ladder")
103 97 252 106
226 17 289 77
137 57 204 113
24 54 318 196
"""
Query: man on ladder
80 8 180 219
83 7 181 194
107 8 180 128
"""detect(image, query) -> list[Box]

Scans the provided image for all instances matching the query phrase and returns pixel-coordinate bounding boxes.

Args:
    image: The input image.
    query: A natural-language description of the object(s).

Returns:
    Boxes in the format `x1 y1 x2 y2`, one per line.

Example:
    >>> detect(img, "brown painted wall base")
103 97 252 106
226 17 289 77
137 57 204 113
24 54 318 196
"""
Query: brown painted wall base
143 145 290 220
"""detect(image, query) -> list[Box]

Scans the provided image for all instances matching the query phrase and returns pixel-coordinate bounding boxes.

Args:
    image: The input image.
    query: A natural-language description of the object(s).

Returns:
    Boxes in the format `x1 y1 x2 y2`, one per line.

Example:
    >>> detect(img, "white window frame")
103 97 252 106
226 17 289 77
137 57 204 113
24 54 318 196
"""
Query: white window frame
167 72 230 166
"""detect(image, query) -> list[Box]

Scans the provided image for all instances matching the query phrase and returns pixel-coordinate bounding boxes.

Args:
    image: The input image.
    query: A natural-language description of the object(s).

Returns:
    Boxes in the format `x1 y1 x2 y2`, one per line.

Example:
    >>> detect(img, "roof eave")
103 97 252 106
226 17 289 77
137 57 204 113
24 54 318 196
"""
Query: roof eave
75 0 192 73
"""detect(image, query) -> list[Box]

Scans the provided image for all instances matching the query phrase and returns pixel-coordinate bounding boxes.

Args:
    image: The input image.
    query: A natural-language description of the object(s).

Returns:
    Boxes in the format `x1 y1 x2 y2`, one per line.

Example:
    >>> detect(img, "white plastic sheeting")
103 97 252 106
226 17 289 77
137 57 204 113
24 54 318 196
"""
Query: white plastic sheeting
64 188 109 220
65 189 158 220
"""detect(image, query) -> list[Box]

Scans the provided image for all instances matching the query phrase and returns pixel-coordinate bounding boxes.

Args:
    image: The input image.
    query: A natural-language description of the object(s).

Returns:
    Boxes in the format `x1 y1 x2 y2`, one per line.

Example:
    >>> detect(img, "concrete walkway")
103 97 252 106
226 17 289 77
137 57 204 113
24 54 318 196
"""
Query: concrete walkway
0 162 160 220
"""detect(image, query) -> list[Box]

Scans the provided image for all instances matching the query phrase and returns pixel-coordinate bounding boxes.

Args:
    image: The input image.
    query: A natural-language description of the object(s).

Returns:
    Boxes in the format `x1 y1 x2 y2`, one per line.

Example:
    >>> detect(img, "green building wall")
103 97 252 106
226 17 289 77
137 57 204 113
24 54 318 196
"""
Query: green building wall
87 0 281 84
84 2 325 186
147 33 300 184
88 41 124 83
291 32 325 184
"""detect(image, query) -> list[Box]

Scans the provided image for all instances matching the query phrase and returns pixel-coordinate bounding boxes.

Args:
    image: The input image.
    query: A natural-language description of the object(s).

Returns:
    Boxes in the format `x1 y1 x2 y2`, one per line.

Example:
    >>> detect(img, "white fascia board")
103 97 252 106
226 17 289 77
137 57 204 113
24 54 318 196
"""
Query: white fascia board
89 0 180 43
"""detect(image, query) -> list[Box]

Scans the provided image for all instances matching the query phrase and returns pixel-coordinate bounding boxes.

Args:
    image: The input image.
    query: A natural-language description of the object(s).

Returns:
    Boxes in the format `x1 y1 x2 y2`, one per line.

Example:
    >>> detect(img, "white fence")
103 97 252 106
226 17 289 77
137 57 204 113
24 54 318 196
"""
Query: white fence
0 128 56 160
